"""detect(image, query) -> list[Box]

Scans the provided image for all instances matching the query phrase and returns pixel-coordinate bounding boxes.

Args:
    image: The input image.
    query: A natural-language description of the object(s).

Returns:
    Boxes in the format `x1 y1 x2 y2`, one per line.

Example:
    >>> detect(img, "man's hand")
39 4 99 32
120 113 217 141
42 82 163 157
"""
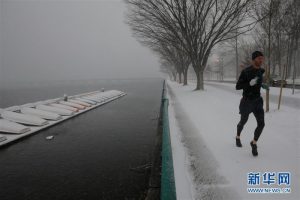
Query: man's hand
262 83 270 90
249 77 258 86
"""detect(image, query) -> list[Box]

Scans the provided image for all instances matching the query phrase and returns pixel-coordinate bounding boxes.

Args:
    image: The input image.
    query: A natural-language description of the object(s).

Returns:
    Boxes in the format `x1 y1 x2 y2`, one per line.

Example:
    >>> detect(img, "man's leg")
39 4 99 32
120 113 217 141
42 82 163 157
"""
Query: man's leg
250 99 265 156
253 108 265 142
237 113 250 137
236 112 249 147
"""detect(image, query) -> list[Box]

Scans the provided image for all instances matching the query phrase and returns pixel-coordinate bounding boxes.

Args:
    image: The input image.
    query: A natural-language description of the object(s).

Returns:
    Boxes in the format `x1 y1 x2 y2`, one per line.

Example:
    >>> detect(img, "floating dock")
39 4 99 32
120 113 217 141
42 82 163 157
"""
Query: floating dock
0 90 126 147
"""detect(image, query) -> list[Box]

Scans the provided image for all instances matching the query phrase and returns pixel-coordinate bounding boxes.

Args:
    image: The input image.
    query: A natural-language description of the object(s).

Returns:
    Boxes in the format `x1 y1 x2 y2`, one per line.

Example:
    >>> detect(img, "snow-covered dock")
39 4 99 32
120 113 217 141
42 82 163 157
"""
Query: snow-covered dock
0 90 126 147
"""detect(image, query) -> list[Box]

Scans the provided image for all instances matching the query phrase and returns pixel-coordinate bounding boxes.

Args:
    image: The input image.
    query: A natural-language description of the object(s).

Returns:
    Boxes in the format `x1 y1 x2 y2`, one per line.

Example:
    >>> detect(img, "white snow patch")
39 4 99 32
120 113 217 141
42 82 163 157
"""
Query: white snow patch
168 96 195 200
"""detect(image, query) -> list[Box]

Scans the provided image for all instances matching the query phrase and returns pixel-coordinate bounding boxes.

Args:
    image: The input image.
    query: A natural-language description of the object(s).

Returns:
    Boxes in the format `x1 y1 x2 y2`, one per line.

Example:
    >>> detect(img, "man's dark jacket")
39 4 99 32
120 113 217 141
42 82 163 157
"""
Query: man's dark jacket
236 66 265 99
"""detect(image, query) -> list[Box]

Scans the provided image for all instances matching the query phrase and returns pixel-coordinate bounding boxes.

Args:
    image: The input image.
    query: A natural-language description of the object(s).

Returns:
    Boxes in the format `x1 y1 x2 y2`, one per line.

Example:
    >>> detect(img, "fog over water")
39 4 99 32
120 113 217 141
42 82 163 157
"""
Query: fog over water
0 0 162 88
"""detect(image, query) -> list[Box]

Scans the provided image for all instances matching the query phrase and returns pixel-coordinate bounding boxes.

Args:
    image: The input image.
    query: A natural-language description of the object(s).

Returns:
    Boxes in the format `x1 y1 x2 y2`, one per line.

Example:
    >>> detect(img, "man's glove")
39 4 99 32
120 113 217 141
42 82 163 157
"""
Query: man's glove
249 77 258 86
262 83 270 90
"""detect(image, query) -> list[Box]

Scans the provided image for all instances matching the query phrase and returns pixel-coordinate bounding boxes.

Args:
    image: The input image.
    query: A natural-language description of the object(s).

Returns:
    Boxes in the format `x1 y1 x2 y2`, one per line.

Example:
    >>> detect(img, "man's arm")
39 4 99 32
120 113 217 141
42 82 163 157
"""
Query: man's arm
236 70 250 90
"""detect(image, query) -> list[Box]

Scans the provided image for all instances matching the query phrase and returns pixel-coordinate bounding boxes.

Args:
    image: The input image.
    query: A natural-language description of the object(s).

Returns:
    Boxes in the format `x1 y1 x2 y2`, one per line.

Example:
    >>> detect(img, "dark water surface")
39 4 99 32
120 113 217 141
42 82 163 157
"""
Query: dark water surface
0 78 163 200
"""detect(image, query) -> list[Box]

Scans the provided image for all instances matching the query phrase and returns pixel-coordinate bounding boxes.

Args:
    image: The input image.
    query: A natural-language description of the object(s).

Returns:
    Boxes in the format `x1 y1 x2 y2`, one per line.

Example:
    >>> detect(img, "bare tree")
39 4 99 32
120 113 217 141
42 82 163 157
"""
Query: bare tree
282 0 300 94
252 0 281 111
253 0 299 98
126 0 256 90
159 60 177 81
152 42 190 84
125 0 191 85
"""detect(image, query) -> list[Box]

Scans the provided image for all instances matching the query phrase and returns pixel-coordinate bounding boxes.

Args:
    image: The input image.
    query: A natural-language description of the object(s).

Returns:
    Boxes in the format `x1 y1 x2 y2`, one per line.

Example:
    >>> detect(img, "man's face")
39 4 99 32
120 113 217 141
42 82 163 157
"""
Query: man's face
253 56 264 68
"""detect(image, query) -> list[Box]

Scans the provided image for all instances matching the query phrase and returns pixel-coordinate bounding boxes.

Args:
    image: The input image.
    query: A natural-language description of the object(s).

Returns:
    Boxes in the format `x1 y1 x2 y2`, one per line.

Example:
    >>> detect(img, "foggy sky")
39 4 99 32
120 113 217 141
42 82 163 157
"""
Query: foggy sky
0 0 162 86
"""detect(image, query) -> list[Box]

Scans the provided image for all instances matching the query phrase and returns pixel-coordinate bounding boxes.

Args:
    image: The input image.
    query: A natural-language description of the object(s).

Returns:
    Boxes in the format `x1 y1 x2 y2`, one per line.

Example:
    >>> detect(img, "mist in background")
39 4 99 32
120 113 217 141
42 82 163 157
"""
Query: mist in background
0 0 161 88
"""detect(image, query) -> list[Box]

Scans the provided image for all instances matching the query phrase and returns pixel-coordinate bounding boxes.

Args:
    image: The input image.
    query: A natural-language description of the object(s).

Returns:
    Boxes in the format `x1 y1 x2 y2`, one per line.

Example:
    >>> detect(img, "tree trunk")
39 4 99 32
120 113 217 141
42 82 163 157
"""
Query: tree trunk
287 37 294 78
173 73 177 82
298 43 300 77
292 39 298 94
178 72 182 84
183 68 188 86
272 55 276 76
266 0 273 112
235 32 239 81
278 34 282 77
286 37 291 79
195 70 204 90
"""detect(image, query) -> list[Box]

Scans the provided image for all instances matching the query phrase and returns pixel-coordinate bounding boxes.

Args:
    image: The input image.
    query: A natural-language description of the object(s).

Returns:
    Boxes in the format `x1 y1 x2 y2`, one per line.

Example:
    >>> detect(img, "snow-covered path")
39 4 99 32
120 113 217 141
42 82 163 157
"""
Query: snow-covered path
167 80 299 200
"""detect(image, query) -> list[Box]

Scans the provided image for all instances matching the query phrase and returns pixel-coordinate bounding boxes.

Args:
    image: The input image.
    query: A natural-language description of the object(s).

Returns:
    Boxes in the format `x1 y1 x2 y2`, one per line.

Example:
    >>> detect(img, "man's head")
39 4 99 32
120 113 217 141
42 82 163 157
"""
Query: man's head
252 51 264 68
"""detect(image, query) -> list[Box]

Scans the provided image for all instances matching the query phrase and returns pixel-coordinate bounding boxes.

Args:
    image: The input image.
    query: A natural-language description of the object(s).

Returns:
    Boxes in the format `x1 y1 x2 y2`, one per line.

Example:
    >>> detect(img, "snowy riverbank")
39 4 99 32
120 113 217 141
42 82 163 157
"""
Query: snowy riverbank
167 80 299 200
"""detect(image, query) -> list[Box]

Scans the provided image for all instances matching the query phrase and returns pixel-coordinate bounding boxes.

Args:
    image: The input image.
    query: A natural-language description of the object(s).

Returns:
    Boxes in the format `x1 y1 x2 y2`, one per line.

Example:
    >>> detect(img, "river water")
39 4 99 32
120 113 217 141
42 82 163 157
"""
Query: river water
0 78 163 200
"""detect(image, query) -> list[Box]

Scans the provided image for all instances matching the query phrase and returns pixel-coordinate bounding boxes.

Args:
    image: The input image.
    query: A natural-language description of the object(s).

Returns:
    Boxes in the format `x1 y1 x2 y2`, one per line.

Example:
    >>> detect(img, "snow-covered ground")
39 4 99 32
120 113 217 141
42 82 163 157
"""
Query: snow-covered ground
167 80 299 200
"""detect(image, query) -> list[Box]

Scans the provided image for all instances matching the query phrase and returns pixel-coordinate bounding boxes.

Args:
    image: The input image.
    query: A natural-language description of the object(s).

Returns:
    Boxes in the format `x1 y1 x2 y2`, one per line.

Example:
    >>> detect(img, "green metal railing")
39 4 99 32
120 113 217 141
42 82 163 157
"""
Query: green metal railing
161 80 177 200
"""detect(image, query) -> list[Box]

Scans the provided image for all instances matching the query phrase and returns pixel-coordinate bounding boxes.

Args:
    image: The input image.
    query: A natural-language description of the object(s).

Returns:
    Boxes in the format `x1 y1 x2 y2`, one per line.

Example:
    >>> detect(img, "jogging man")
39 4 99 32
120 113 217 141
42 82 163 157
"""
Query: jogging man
235 51 269 156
